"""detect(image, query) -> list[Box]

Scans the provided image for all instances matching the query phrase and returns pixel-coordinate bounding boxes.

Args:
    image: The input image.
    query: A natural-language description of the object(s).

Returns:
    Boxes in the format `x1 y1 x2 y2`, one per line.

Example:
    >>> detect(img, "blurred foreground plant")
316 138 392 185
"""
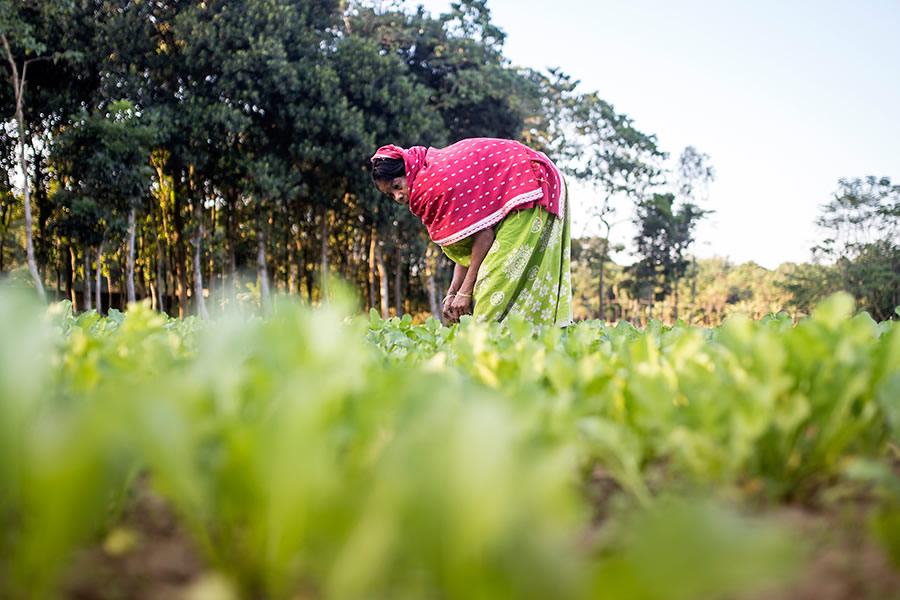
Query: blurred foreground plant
0 287 897 599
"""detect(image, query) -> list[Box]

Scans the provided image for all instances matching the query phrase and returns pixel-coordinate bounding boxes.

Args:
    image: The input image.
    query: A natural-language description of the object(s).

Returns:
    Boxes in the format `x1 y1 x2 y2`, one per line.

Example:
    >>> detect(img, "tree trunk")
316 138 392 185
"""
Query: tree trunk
172 187 188 318
220 245 226 311
190 186 209 320
375 240 389 318
60 245 78 313
267 211 280 296
425 243 441 321
152 203 165 313
208 203 216 306
147 205 164 312
167 245 175 311
33 147 50 284
304 243 314 303
67 245 76 310
153 161 169 314
689 255 697 325
54 243 61 301
126 206 137 305
367 226 376 310
293 202 307 303
117 252 125 309
95 233 106 315
137 223 146 301
149 276 157 310
225 191 237 309
227 228 237 309
598 250 605 322
106 261 114 312
673 276 679 323
83 247 92 311
2 35 44 298
394 247 404 317
256 209 271 315
14 103 41 295
320 209 329 302
0 197 7 272
597 215 613 321
287 208 297 296
192 230 208 319
295 230 305 301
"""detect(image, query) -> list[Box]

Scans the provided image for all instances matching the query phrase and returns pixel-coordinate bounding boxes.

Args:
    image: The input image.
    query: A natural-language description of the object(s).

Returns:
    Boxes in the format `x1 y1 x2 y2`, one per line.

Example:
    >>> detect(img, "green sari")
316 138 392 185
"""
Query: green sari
442 187 572 327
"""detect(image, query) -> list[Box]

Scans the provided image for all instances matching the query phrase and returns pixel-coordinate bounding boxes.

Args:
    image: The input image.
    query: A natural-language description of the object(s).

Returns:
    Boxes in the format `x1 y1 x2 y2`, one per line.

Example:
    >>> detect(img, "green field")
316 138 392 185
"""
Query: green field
1 289 899 599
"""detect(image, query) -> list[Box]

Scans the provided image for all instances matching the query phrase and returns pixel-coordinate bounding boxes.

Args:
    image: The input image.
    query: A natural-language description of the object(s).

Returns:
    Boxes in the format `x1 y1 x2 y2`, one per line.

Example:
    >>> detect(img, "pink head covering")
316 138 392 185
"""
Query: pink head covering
371 144 427 188
372 138 564 246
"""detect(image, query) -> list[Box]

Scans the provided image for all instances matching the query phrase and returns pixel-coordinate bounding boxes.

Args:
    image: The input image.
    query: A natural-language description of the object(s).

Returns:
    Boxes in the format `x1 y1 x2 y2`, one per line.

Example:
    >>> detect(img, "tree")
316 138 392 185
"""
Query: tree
0 0 78 297
815 177 899 252
571 235 624 321
0 127 17 274
49 102 154 313
0 0 685 319
790 176 900 320
350 0 527 143
626 193 709 322
675 146 715 322
329 31 444 315
547 75 664 319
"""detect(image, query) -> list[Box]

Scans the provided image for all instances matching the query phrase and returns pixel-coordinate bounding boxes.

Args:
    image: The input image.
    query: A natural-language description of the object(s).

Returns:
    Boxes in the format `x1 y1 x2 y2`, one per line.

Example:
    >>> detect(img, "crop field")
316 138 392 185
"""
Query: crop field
0 289 899 599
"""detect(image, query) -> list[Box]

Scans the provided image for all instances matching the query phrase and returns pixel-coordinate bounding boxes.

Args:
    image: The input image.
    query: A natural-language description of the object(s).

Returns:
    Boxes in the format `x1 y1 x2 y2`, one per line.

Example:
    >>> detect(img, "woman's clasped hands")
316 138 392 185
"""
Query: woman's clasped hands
442 291 473 323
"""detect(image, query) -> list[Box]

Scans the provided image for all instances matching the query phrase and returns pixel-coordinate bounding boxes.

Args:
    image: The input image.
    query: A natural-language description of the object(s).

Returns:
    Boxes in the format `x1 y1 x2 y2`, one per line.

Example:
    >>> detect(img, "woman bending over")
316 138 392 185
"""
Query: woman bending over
372 137 572 327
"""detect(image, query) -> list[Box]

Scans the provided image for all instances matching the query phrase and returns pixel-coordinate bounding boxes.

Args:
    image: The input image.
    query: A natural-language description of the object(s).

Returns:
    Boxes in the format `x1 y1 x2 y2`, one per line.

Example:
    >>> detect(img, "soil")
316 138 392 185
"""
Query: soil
63 481 205 600
58 476 900 600
743 507 900 600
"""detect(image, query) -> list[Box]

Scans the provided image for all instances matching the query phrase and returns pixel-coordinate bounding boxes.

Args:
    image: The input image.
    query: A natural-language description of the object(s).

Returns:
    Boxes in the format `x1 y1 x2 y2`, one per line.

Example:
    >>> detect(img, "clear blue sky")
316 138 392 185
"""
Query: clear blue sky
412 0 900 269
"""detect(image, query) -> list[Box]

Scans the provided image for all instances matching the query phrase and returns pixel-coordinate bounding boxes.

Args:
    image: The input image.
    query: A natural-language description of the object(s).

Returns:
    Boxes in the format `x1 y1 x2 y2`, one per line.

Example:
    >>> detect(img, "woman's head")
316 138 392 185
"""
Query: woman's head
371 156 405 183
372 156 409 204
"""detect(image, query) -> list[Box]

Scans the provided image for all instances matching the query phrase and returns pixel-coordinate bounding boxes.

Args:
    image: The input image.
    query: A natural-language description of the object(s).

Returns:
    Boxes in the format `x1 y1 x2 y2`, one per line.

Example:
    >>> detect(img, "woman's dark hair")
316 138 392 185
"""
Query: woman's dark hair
371 157 406 182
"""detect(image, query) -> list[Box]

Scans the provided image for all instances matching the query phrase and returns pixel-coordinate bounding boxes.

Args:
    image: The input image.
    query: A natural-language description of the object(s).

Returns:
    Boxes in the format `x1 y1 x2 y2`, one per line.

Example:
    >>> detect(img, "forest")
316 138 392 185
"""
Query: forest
1 0 897 323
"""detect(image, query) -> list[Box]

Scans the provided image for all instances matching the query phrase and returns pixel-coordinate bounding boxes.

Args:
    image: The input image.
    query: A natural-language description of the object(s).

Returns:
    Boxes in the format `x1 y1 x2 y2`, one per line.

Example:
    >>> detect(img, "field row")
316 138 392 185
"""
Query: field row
0 290 898 599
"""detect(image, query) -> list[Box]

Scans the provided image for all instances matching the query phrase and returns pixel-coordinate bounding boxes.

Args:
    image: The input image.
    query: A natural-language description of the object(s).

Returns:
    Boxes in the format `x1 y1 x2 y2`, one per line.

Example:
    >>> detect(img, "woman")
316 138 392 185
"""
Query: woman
371 138 572 327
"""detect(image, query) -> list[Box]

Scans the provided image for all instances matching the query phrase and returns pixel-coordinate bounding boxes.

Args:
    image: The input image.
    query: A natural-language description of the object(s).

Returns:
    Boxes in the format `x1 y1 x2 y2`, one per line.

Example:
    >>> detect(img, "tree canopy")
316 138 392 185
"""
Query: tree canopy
0 0 894 323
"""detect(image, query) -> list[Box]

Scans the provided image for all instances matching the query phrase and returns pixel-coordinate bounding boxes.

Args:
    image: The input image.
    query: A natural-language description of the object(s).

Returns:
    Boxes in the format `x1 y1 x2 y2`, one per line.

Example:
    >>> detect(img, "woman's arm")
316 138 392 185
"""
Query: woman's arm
447 263 467 295
443 263 468 321
447 228 495 322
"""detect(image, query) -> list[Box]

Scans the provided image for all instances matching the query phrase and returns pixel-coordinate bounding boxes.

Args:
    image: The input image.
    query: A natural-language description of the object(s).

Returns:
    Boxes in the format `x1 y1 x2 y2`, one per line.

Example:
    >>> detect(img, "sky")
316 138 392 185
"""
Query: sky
411 0 900 269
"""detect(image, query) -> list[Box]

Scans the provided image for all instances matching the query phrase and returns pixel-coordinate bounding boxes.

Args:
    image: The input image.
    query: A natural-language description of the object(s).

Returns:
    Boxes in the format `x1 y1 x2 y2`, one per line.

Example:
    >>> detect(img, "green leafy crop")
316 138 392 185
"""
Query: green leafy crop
0 288 897 599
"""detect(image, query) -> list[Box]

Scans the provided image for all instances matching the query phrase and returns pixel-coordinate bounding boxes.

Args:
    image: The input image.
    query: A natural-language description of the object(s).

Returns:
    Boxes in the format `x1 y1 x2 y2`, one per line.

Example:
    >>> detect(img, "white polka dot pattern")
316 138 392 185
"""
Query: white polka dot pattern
373 138 565 247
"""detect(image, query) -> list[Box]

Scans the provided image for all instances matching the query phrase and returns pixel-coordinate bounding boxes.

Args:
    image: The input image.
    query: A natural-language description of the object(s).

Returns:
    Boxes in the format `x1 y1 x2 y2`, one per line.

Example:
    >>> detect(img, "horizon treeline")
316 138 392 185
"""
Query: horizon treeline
1 0 897 323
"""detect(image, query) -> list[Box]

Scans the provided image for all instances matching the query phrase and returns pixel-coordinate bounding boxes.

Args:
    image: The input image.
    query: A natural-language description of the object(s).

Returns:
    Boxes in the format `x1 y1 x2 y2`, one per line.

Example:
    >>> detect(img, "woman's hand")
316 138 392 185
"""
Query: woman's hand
445 293 473 323
443 228 493 323
443 263 469 322
442 292 456 323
